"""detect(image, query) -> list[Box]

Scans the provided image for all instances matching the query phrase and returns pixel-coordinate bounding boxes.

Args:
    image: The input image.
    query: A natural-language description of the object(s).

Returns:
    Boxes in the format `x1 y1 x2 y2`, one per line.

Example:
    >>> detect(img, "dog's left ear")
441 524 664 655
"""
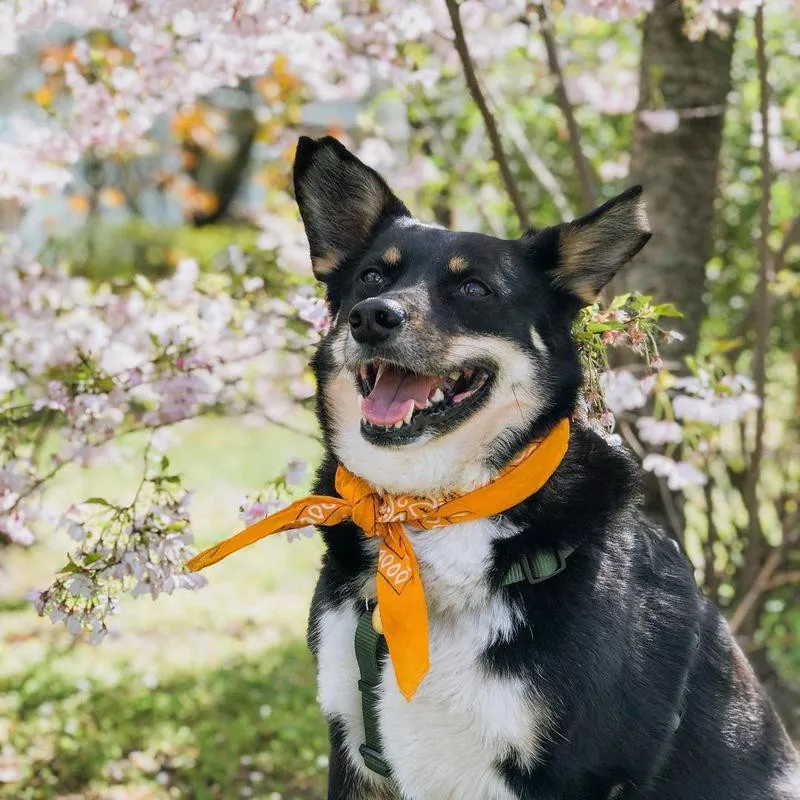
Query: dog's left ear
529 186 651 304
293 136 410 280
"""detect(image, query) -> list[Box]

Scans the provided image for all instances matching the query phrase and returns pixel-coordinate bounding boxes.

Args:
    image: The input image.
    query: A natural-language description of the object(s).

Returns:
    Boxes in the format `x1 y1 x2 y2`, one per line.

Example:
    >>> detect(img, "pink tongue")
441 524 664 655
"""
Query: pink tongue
363 366 438 426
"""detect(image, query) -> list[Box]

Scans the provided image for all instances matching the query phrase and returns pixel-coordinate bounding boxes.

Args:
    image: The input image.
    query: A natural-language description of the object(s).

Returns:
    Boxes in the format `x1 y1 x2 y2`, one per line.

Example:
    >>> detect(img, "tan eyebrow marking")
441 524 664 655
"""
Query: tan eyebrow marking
448 255 468 273
382 246 402 265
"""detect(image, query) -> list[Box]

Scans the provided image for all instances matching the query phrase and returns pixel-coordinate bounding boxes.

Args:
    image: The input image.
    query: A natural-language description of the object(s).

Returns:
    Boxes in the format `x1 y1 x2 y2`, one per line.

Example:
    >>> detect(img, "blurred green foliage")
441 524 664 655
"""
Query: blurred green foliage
47 219 303 294
0 642 326 800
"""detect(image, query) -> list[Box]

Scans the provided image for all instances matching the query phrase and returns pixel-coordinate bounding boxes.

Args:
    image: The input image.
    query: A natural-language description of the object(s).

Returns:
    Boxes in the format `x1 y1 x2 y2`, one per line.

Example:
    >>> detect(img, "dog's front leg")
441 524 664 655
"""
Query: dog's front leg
326 724 359 800
326 719 398 800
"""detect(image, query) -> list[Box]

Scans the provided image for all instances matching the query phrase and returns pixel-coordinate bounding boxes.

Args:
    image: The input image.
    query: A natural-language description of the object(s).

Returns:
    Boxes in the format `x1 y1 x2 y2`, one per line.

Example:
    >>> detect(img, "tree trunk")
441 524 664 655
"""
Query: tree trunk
611 1 738 534
613 0 738 360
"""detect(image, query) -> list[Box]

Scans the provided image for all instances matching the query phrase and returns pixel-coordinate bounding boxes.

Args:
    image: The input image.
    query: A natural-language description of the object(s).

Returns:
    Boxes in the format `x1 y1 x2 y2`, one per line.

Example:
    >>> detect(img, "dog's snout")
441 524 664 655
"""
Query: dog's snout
349 298 407 345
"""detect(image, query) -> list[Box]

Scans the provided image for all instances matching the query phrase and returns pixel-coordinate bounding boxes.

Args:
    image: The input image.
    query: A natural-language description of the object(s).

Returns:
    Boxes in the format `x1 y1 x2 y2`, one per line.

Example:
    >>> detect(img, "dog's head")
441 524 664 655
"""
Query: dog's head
294 136 650 495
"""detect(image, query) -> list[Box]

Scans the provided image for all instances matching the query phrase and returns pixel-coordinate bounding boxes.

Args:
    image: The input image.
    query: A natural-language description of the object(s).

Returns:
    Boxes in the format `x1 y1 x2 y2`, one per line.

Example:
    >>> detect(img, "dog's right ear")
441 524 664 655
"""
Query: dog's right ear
293 136 410 280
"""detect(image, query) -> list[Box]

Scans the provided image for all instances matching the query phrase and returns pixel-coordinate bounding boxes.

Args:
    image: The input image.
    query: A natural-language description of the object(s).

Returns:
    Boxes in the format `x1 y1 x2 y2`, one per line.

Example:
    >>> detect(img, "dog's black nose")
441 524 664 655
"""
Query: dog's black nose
349 298 406 345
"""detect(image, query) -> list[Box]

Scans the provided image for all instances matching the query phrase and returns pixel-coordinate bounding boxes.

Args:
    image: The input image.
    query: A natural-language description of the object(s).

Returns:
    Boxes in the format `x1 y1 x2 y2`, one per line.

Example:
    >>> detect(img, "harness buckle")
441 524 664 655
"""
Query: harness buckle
359 744 392 778
519 549 567 584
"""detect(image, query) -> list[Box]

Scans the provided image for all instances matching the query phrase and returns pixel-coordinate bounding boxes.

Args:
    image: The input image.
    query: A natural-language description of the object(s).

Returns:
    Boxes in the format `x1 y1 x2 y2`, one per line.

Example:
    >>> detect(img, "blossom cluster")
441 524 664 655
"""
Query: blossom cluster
238 457 314 542
3 0 772 176
604 365 760 491
26 451 206 644
574 294 761 493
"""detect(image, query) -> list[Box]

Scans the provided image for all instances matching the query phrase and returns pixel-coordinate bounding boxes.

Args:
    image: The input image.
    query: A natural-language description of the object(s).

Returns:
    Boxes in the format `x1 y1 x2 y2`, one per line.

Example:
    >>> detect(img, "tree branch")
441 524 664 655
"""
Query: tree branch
530 2 597 212
619 418 684 544
489 89 574 220
738 5 774 635
729 511 798 636
766 570 800 591
774 216 800 273
727 215 798 357
444 0 531 230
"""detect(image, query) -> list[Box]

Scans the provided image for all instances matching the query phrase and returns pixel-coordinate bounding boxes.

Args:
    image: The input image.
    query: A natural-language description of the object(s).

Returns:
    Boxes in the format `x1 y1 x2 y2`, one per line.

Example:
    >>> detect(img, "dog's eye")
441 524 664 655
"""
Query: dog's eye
360 268 384 287
460 278 491 297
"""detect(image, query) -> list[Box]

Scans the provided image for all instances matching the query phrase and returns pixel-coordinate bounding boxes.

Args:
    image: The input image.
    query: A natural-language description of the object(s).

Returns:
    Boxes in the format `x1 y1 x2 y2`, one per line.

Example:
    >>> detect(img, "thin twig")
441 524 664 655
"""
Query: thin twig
530 2 597 212
5 409 321 516
489 89 574 220
129 432 155 511
727 216 798 357
766 570 800 591
739 5 773 633
730 512 799 635
619 418 683 543
774 216 800 273
444 0 531 230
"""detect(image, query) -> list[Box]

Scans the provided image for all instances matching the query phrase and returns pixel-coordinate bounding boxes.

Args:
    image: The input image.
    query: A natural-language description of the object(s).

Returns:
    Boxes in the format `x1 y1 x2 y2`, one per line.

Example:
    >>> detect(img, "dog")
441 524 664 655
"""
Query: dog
293 135 799 799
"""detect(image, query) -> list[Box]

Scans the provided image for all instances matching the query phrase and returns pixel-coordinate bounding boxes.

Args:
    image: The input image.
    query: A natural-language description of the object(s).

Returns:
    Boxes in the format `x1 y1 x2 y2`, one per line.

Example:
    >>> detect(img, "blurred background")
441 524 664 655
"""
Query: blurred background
0 2 798 798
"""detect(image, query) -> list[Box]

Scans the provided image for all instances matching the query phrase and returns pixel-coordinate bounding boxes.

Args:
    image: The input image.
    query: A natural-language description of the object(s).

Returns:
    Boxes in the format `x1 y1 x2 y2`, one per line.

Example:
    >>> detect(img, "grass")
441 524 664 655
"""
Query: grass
0 415 330 800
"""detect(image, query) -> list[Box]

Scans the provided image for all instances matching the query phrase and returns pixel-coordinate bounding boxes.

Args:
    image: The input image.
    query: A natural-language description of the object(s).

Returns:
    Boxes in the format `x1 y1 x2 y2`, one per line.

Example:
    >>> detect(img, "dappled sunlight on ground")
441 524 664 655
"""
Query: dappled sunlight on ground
0 418 328 799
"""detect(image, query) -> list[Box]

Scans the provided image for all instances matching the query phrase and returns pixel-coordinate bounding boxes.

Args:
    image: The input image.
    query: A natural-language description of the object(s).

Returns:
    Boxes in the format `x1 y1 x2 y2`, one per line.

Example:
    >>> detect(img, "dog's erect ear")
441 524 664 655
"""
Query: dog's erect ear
531 186 651 304
293 136 410 280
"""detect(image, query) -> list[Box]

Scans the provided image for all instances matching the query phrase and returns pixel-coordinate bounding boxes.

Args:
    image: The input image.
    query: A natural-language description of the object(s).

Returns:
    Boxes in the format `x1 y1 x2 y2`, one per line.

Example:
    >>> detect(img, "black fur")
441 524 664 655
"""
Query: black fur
294 137 799 799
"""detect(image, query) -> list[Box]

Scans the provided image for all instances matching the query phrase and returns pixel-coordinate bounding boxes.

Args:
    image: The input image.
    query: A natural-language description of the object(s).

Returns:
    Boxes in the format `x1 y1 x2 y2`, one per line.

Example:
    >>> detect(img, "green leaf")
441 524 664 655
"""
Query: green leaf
628 293 653 311
609 293 631 310
84 497 113 507
586 322 624 333
134 274 154 295
651 303 684 318
710 338 744 354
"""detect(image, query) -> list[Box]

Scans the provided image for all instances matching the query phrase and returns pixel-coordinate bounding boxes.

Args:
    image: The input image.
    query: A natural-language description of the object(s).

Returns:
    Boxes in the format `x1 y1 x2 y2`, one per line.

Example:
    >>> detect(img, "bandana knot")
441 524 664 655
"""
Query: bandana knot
187 417 571 700
338 474 381 534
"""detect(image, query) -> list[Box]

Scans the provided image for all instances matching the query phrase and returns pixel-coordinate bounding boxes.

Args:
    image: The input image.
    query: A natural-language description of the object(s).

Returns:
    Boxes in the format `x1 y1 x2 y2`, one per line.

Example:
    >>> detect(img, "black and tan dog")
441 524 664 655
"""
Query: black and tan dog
293 135 799 799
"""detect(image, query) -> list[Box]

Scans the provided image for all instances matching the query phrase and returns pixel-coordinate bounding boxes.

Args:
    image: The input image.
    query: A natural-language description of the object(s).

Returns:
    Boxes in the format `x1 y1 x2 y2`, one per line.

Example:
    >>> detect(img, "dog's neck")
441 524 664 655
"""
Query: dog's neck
333 426 548 498
341 445 498 497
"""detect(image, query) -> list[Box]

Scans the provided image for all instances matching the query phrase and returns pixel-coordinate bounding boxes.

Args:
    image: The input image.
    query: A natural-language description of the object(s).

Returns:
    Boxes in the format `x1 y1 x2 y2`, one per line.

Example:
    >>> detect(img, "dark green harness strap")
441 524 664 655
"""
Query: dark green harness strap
502 543 577 586
355 605 391 777
354 545 575 778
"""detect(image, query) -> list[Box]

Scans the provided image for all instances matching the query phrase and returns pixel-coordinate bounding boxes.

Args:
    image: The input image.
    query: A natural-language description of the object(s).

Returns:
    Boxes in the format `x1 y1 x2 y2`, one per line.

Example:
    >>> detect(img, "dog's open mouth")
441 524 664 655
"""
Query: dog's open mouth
355 360 493 444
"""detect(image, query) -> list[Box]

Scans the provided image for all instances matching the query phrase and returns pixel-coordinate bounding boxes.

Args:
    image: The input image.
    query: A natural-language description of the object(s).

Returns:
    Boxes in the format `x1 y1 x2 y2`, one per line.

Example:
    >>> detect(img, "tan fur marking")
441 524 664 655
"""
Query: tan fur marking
448 255 468 273
311 253 341 276
383 246 402 265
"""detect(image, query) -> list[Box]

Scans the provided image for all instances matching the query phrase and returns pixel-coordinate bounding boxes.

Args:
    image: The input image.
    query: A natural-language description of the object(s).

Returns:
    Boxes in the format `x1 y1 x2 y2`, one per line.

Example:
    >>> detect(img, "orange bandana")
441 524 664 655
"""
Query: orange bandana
187 417 570 700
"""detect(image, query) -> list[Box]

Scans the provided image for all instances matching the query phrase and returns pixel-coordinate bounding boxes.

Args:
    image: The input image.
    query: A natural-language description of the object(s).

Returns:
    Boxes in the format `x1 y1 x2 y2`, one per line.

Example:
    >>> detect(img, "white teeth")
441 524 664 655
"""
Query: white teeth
375 362 387 385
431 388 445 404
403 406 414 425
394 420 403 429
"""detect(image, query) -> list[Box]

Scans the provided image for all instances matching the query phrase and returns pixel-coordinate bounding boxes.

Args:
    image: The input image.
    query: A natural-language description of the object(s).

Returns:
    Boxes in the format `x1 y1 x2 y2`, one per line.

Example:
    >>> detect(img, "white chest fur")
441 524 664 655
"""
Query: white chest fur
315 518 551 800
